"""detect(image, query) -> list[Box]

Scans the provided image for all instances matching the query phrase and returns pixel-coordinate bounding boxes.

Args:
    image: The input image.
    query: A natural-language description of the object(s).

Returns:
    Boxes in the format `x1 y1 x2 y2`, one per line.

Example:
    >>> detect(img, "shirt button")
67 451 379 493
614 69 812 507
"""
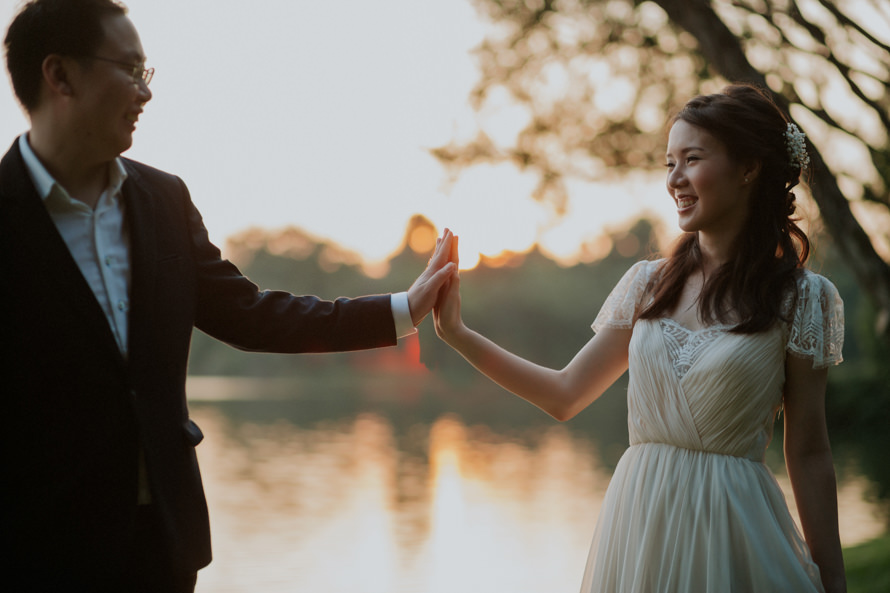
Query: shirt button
105 255 114 266
117 300 128 312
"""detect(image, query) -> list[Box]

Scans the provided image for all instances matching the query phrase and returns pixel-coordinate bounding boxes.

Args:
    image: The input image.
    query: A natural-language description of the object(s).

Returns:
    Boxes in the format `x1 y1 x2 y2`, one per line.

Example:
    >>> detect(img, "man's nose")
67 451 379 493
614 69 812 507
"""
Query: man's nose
137 80 152 104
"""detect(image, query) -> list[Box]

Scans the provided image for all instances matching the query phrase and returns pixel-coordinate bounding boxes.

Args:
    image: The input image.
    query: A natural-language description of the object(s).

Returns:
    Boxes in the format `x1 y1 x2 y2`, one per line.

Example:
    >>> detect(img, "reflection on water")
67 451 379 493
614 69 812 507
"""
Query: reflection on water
189 377 883 593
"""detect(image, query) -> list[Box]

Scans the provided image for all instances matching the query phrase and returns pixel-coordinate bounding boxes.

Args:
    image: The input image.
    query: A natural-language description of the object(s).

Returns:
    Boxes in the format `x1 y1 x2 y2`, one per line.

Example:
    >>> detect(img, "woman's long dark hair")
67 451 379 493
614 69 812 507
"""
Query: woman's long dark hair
638 84 810 333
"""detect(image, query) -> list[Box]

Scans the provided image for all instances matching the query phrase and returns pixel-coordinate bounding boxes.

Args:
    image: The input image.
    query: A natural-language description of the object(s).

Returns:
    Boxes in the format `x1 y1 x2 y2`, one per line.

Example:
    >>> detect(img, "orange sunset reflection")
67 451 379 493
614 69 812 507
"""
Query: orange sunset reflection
186 380 886 593
189 403 614 592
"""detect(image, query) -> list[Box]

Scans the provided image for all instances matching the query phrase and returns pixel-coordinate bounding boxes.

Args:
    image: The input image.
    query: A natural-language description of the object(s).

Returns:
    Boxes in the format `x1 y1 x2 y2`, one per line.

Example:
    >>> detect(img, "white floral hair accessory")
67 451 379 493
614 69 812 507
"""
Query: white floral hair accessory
784 122 810 171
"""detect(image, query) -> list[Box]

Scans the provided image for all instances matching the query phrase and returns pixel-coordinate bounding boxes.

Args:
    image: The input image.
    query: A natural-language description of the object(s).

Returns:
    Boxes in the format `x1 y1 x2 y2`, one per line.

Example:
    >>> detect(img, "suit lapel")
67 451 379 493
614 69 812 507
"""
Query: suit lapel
121 162 157 363
0 140 126 368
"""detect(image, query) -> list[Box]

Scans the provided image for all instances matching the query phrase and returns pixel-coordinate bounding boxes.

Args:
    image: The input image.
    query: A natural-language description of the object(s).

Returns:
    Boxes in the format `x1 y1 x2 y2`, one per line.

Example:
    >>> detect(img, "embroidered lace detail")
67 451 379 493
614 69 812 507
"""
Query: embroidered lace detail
592 262 844 370
782 270 845 368
660 319 728 380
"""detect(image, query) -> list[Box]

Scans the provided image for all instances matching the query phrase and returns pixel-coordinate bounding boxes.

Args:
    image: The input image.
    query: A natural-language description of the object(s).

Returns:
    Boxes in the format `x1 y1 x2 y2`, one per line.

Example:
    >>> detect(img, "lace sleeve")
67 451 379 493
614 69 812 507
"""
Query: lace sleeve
591 260 658 333
786 271 844 368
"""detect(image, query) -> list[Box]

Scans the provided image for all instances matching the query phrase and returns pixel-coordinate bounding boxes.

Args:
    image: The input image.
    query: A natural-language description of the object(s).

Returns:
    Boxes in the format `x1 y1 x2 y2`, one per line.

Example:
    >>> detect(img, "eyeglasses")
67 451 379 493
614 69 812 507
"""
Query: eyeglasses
84 56 155 86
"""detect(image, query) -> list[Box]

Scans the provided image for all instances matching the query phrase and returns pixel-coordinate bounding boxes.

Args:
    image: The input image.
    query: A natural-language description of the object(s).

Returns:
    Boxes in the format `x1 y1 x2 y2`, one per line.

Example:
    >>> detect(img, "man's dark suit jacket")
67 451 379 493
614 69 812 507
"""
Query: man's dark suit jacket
0 139 398 585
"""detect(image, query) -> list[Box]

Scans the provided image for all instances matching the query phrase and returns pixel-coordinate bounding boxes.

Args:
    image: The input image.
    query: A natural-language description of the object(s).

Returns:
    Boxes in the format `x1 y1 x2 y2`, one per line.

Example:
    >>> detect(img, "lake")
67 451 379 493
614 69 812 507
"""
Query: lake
187 374 883 593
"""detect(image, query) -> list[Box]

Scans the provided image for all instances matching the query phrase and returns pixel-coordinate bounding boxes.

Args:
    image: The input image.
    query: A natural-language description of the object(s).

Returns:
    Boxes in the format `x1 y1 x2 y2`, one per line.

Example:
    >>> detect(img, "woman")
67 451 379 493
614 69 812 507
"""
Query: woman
433 84 846 592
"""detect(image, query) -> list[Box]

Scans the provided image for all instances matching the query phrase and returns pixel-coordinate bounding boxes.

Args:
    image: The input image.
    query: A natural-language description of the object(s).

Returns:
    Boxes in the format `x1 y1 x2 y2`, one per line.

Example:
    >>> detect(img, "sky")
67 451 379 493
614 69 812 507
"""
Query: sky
0 0 676 268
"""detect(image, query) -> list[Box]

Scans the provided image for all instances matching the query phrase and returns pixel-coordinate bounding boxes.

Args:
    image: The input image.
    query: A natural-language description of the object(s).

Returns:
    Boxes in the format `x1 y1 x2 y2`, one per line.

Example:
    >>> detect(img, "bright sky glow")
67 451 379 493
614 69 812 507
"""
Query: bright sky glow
0 0 676 268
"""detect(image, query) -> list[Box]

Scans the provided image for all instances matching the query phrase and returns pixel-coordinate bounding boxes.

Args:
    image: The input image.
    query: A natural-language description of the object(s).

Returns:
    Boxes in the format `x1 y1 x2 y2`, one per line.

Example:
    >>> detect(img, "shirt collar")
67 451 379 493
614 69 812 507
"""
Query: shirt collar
18 133 128 202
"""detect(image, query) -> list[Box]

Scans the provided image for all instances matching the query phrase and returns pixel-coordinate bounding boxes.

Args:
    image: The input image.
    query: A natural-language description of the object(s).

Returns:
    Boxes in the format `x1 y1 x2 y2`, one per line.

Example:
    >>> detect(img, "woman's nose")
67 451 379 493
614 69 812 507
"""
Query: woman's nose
667 166 685 189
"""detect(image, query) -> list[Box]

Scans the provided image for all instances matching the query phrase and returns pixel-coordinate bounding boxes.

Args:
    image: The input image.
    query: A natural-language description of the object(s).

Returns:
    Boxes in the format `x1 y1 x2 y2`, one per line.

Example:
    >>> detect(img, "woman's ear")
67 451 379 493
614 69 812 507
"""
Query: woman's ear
742 160 762 185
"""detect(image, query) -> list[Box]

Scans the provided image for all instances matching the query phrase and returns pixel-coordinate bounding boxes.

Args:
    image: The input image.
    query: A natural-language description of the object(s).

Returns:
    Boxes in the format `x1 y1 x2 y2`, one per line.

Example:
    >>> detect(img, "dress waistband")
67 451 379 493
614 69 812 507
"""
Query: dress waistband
629 441 765 463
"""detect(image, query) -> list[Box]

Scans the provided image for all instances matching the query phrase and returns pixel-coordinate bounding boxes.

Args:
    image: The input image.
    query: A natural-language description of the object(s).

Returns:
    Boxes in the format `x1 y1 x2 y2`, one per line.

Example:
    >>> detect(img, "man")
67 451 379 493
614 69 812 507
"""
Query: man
0 1 455 590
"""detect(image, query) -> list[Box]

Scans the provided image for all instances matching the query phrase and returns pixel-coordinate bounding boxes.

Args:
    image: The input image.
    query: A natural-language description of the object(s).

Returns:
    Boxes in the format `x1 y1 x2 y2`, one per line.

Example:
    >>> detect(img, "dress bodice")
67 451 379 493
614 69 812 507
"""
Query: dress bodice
628 319 785 460
592 259 844 461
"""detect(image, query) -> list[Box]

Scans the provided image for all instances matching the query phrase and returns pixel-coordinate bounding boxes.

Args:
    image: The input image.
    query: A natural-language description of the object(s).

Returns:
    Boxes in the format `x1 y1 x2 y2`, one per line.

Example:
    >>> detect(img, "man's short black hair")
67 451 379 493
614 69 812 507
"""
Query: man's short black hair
4 0 128 112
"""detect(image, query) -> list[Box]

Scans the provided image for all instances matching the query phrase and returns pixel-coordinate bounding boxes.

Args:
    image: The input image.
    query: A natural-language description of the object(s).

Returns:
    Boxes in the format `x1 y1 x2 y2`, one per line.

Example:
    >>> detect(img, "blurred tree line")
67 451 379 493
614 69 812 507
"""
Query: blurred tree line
186 216 648 381
188 217 889 525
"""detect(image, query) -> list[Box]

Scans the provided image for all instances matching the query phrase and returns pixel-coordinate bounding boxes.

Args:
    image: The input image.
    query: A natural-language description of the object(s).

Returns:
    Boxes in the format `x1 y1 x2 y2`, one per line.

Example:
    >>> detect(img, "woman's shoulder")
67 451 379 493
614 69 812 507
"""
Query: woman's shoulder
613 258 666 297
784 268 845 367
591 259 664 332
796 268 838 288
782 268 844 333
624 258 665 280
787 268 844 309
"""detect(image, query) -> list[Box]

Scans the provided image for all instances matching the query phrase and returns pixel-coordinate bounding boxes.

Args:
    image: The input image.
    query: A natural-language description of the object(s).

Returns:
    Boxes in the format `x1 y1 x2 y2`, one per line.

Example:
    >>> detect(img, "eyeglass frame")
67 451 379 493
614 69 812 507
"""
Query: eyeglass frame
82 55 154 86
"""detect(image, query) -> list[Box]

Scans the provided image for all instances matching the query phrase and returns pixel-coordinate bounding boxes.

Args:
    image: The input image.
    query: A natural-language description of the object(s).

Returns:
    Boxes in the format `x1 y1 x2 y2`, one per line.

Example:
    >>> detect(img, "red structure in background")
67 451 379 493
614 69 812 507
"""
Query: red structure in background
353 333 427 375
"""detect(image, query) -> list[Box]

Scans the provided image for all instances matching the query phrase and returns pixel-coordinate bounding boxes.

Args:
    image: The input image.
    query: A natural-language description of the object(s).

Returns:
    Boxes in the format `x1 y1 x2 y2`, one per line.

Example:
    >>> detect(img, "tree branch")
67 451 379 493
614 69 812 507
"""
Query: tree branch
788 0 890 133
816 0 890 55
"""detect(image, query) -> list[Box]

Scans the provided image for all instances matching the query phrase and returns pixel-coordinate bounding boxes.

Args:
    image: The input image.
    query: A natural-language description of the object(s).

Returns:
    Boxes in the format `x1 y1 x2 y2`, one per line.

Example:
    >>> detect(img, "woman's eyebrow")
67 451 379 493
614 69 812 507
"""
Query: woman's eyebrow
665 146 707 158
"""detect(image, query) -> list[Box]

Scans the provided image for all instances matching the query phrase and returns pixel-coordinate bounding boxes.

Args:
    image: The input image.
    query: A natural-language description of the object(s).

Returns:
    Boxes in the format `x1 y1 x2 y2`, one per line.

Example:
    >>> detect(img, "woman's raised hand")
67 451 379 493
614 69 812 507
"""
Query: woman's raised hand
406 228 457 327
433 231 464 344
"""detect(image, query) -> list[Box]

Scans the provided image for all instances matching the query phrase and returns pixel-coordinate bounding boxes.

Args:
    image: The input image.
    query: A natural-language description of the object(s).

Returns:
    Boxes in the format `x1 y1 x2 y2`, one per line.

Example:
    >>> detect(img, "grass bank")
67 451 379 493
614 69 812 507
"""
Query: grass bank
846 533 890 593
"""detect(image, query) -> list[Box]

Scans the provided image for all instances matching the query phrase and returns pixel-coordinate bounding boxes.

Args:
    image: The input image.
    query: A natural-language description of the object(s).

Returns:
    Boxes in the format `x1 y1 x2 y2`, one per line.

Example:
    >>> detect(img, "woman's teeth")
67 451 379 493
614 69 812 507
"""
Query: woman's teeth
677 196 696 209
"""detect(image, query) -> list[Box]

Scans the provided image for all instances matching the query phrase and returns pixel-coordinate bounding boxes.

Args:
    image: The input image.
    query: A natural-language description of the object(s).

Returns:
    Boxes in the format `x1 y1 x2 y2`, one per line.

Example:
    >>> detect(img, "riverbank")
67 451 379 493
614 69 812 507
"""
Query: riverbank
846 533 890 593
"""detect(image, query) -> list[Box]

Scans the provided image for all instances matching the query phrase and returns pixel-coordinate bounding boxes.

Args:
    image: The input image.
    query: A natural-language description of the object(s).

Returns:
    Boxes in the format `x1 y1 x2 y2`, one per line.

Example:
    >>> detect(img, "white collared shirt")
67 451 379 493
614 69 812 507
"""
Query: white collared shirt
19 135 132 355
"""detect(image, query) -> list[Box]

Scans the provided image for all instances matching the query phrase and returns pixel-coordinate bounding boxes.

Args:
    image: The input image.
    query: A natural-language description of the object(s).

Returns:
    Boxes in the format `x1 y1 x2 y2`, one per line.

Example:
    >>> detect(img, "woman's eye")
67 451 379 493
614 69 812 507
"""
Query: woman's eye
664 162 675 169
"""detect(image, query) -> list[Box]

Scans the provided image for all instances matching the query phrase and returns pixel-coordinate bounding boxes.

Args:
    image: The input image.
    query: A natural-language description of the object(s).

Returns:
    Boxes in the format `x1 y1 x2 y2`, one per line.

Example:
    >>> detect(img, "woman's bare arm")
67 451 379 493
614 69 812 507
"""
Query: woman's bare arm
783 353 846 593
433 249 630 421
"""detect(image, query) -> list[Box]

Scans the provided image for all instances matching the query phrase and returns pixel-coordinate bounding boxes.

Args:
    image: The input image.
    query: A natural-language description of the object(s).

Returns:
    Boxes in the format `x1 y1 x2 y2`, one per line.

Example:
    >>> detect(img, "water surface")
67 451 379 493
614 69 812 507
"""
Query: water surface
188 376 882 593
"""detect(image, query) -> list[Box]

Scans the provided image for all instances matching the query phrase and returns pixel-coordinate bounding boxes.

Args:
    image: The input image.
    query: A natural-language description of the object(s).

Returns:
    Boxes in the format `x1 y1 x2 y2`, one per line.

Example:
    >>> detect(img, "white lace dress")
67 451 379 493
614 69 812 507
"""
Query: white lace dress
580 260 844 593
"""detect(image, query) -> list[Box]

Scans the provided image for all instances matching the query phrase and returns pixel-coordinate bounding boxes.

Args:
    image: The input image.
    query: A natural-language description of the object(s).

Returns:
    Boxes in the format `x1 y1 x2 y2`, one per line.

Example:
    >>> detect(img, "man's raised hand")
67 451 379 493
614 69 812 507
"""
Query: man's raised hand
407 228 456 327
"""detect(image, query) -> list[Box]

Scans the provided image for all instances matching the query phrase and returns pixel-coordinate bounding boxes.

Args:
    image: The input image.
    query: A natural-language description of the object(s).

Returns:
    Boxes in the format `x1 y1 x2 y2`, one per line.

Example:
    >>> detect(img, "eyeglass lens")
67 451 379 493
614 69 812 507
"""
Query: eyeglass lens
140 66 155 85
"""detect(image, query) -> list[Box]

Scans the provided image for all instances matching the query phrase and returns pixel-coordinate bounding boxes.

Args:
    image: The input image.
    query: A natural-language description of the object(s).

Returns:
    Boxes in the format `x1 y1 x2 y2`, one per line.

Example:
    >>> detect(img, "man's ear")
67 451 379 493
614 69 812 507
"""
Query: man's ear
42 54 74 97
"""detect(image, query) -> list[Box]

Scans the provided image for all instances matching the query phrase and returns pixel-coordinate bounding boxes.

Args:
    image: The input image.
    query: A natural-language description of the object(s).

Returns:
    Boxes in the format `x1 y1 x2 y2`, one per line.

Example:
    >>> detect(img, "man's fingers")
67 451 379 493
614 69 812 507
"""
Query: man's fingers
424 229 454 275
427 261 455 291
433 229 453 260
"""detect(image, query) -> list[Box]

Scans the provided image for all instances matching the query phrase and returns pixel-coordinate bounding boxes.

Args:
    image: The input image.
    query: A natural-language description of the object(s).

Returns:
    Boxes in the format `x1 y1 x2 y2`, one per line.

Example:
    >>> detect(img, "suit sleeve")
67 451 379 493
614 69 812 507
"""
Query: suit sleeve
180 180 398 353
